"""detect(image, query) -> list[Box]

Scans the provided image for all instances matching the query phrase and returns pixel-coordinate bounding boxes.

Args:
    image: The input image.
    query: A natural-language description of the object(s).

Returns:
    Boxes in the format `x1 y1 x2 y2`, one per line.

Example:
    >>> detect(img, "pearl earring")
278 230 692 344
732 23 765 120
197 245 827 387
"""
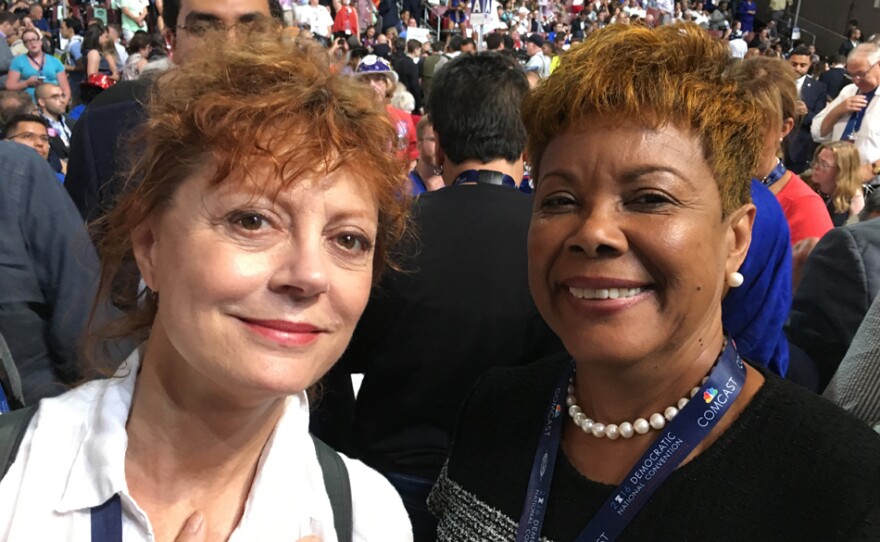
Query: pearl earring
727 272 744 288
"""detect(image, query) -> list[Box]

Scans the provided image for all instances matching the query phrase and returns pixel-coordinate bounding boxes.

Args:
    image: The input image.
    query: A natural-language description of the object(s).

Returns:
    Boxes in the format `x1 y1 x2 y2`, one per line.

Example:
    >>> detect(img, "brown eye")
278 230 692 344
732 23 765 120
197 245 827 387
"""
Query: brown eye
231 212 266 231
336 233 372 253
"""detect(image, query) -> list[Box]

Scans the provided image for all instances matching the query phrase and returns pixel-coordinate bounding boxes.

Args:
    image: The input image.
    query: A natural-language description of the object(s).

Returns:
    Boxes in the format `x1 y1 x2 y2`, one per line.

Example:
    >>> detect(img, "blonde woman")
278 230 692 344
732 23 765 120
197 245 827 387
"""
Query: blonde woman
811 141 866 225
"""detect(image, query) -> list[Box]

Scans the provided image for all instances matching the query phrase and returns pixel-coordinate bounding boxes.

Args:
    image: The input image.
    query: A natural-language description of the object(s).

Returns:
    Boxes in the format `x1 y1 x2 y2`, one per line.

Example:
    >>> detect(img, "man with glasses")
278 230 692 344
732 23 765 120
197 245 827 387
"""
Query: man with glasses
35 83 71 151
65 0 282 222
3 114 51 162
813 43 880 188
3 113 69 182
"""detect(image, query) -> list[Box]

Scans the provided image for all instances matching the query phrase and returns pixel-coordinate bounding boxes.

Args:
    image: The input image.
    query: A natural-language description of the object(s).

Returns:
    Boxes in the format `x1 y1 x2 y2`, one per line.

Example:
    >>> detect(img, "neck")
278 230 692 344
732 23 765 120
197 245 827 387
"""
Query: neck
42 109 60 122
29 50 42 59
442 157 524 186
572 322 725 425
757 153 780 180
126 335 285 493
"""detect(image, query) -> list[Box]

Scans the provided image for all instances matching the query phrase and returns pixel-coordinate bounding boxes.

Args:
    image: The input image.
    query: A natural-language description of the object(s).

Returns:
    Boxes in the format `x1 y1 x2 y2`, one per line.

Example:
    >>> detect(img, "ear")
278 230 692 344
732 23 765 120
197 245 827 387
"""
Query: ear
724 203 756 278
163 28 176 58
131 217 161 293
780 117 795 139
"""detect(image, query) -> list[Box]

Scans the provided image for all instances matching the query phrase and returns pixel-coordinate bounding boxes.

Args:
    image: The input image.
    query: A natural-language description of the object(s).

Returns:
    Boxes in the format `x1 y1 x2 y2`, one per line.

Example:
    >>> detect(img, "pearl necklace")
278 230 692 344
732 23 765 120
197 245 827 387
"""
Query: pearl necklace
565 340 728 440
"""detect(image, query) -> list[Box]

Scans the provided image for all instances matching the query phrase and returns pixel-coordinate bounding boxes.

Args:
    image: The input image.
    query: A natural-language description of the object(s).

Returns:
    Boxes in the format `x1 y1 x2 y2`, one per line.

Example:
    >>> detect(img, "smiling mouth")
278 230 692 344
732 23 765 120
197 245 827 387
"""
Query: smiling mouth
568 287 646 300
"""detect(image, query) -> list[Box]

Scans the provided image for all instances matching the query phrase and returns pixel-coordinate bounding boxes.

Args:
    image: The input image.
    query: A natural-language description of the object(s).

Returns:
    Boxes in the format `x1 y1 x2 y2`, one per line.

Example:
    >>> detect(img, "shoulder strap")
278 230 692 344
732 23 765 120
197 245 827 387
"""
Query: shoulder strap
0 405 38 480
311 435 353 542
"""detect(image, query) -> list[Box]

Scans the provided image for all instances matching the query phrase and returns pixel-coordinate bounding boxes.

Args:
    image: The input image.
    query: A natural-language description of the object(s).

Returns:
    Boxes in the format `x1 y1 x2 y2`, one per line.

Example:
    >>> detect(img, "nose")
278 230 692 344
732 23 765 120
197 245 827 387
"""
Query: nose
563 200 628 258
269 236 331 300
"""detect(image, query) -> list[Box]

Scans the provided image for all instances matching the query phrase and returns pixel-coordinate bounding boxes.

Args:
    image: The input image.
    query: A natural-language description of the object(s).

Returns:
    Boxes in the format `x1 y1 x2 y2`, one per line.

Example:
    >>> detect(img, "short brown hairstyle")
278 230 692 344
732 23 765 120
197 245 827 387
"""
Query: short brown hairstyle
92 27 409 348
522 23 765 216
729 56 799 130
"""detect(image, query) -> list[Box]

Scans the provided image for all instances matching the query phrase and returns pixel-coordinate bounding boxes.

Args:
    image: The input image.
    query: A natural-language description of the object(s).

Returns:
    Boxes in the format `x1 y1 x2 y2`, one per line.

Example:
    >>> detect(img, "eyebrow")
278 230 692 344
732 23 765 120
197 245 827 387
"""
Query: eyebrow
185 11 265 23
540 165 697 189
620 166 696 189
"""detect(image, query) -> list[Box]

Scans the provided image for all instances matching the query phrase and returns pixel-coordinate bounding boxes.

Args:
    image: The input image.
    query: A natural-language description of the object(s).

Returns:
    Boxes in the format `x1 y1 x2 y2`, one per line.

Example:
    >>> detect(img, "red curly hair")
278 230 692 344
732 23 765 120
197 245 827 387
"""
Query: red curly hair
90 27 409 351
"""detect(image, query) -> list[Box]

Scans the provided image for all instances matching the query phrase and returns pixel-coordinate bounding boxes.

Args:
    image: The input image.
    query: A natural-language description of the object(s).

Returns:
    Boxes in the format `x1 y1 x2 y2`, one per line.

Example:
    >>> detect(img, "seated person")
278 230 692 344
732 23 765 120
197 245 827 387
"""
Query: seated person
787 216 880 390
1 113 64 181
0 141 100 403
824 292 880 432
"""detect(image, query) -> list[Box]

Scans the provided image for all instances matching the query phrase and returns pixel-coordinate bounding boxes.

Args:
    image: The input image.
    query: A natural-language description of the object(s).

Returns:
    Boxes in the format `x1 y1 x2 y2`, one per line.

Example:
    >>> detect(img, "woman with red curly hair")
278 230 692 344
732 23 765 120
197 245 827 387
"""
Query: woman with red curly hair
429 23 880 540
0 29 413 542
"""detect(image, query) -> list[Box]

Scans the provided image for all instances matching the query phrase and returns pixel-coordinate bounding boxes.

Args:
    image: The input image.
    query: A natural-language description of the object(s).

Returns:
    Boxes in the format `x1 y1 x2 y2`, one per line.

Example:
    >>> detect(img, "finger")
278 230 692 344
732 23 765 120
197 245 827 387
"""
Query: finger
174 512 207 542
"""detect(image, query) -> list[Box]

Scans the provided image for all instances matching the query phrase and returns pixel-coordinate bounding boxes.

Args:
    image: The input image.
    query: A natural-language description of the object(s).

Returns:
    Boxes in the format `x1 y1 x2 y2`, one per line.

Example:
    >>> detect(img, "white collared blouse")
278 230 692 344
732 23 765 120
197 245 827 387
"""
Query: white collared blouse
0 349 412 542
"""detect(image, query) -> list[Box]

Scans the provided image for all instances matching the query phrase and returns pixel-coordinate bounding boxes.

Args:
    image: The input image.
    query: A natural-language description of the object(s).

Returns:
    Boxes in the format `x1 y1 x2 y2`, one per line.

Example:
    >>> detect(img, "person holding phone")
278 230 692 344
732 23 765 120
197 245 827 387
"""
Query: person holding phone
5 29 69 99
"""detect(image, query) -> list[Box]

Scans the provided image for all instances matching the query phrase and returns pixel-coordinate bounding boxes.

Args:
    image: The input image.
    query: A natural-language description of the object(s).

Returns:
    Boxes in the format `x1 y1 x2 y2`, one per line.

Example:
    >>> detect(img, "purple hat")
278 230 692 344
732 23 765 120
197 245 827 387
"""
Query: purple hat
354 54 399 84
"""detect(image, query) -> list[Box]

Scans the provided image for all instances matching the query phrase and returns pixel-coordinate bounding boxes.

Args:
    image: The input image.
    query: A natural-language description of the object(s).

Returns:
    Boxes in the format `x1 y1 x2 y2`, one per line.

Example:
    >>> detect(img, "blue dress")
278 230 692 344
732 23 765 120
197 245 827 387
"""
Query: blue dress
737 1 756 33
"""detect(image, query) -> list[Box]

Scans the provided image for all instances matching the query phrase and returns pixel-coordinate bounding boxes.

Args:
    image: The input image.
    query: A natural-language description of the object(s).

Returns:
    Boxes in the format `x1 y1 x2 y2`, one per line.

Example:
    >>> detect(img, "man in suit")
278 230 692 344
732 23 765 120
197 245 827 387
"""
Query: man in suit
0 12 20 89
787 217 880 392
819 55 850 101
391 37 423 114
785 45 827 174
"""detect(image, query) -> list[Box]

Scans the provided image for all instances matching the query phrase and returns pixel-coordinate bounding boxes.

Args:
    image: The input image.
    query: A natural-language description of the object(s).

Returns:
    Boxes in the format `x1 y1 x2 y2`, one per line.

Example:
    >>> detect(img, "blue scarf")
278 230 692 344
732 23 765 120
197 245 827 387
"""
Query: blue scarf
722 180 792 376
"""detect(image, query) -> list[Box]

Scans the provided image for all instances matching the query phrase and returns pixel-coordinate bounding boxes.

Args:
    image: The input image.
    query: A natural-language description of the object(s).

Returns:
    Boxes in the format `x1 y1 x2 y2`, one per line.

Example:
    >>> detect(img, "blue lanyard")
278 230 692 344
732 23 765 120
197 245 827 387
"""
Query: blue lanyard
0 385 10 413
760 159 787 187
453 169 518 188
515 340 746 542
454 169 533 193
91 494 122 542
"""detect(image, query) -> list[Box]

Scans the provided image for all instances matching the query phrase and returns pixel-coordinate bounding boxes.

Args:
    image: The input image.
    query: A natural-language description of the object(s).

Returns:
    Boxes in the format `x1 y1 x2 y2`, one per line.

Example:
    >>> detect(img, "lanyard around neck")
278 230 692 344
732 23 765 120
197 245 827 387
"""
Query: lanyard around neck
28 53 45 74
515 339 746 542
453 169 518 189
760 159 786 187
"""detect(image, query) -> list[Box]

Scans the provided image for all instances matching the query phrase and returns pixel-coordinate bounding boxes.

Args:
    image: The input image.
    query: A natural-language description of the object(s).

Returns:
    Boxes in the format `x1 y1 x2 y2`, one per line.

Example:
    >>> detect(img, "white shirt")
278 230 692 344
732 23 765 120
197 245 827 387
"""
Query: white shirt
296 4 334 37
115 41 129 65
0 349 412 542
795 74 806 96
525 50 550 78
812 82 880 166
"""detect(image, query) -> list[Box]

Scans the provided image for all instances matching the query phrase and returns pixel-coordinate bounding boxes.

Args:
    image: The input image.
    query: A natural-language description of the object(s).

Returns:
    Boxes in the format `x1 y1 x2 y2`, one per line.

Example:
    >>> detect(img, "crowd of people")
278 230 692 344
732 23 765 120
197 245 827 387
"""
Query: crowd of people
1 0 880 540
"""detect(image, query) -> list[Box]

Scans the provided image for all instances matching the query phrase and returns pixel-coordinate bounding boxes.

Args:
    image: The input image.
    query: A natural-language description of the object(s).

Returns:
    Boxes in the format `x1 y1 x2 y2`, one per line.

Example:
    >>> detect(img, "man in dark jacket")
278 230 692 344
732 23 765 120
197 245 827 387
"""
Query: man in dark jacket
818 55 849 101
391 37 423 113
0 142 100 404
787 218 880 392
785 45 827 174
313 53 564 542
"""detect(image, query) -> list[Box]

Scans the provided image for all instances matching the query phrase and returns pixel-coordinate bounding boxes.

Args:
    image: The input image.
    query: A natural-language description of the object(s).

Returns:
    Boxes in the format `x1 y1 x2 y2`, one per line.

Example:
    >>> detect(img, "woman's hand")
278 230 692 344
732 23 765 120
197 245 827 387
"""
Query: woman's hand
24 75 40 87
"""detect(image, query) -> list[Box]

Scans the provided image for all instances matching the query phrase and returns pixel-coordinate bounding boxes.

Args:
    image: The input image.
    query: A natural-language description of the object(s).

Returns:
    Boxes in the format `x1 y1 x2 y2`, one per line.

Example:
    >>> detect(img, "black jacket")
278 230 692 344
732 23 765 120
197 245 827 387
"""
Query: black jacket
787 218 880 391
785 76 827 174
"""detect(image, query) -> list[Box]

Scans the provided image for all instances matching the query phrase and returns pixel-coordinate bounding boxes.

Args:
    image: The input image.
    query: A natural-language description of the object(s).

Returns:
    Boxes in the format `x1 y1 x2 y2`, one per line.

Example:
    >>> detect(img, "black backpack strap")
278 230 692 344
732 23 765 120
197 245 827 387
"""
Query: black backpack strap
311 435 353 542
0 405 38 480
